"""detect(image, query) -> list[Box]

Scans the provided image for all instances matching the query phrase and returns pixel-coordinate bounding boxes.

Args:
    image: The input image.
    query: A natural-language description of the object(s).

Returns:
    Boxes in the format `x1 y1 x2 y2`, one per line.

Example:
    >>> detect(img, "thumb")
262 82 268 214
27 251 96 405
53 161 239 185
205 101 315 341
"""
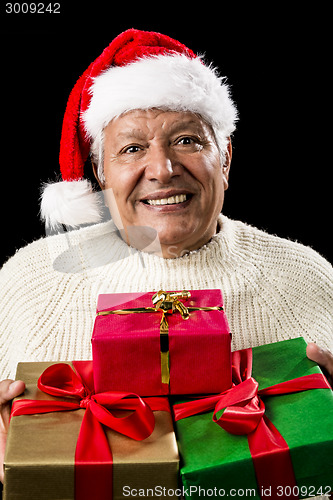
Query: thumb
0 380 25 483
306 342 333 384
0 380 25 405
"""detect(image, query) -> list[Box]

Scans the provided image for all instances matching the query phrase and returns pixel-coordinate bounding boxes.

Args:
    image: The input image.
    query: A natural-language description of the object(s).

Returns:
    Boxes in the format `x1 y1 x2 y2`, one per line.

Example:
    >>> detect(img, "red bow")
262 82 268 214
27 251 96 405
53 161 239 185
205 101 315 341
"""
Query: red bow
11 361 160 500
173 348 331 500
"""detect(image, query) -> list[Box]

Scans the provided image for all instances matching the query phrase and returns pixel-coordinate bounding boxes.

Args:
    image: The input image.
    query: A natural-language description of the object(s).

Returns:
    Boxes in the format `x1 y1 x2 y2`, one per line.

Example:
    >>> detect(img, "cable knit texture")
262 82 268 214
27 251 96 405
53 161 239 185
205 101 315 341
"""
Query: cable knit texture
1 215 331 500
0 215 332 380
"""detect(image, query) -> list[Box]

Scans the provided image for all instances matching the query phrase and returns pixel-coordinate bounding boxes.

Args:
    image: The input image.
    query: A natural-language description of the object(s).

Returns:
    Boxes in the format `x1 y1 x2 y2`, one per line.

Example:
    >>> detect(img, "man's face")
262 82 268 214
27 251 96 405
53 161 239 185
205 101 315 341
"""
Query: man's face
100 109 230 258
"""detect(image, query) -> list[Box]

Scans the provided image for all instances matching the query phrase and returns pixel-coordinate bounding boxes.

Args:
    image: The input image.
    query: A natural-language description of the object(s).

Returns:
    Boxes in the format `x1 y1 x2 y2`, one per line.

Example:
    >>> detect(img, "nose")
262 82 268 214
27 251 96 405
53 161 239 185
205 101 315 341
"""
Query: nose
144 145 178 183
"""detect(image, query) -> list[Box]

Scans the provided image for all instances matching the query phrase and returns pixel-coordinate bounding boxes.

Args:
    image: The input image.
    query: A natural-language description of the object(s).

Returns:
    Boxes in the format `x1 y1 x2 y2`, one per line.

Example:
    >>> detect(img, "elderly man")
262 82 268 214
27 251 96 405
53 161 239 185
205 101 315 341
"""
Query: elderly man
0 29 332 492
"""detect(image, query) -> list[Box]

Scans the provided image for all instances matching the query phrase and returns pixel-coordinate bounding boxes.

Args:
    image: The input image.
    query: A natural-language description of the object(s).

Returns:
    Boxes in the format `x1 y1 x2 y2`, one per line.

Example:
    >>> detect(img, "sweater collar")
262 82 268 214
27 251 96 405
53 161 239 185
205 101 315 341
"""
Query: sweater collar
55 213 237 275
134 213 235 266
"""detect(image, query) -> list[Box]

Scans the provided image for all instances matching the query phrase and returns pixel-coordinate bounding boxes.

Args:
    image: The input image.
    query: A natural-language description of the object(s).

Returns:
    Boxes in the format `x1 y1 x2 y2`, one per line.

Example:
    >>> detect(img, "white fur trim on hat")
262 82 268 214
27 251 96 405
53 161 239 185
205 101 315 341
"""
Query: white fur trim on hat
40 179 102 229
41 54 238 229
83 54 238 146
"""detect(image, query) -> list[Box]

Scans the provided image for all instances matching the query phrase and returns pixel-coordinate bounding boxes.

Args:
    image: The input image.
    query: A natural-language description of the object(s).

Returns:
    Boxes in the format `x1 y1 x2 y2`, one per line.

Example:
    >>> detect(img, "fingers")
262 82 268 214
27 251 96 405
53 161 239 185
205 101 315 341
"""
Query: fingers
0 380 25 405
306 343 333 387
0 380 25 483
306 343 333 376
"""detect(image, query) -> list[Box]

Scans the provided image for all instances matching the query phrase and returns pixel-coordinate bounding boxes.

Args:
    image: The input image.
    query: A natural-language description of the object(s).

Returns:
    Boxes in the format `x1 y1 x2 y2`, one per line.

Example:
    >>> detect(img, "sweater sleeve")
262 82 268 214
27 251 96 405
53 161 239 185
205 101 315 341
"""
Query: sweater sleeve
0 228 103 380
248 228 333 352
0 246 40 379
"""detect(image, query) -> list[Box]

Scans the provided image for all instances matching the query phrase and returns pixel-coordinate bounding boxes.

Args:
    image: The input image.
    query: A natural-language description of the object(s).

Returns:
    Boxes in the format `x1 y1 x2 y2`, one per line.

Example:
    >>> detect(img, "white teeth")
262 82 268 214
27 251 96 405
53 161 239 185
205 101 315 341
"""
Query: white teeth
147 194 187 206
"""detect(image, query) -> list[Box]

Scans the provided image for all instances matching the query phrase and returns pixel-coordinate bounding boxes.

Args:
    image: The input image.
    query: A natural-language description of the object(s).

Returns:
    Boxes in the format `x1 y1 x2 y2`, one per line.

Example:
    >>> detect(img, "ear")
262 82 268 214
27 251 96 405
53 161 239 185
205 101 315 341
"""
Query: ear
91 159 105 190
222 137 232 190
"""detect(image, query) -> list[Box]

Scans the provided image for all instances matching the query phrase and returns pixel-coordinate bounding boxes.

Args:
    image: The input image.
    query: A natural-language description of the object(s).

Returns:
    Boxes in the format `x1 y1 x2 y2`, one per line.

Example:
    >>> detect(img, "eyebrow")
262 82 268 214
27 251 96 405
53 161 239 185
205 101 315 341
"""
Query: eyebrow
112 117 210 149
114 129 147 141
167 118 207 135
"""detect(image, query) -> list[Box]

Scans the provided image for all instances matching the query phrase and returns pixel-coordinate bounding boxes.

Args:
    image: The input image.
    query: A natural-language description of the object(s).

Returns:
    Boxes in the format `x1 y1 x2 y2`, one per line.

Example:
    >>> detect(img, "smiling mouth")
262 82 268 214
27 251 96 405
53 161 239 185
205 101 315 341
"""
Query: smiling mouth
141 194 192 206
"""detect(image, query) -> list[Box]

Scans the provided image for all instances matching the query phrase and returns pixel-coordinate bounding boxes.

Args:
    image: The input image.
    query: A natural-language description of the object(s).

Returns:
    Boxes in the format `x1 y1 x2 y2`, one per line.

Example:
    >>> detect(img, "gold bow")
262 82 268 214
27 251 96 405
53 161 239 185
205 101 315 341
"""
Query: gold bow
97 290 223 385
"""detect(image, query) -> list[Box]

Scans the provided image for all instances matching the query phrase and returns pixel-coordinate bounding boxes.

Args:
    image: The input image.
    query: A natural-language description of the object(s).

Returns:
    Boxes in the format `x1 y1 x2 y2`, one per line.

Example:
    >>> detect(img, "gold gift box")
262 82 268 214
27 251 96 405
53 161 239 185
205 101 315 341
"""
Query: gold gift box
3 362 180 500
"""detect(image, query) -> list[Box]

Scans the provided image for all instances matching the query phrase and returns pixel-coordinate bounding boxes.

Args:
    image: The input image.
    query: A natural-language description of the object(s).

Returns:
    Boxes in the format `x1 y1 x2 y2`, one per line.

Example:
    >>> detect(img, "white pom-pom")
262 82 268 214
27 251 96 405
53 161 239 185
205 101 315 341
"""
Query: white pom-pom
40 179 102 229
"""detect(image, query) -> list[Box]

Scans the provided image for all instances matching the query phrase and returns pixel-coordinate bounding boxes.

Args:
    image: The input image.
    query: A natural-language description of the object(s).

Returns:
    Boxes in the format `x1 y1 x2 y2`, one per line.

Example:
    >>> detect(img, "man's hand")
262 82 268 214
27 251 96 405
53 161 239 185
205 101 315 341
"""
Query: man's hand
0 379 25 483
306 342 333 388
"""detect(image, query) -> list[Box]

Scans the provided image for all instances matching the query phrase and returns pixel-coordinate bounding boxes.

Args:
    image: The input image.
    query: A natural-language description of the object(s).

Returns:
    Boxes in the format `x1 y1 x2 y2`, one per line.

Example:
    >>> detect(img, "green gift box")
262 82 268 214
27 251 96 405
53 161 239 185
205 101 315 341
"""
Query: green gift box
172 338 333 499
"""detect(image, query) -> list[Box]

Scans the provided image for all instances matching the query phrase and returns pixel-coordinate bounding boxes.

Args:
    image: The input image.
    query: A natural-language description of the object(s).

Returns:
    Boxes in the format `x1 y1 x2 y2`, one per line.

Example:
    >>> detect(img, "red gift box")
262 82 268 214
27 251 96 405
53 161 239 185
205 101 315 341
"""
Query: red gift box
92 289 232 396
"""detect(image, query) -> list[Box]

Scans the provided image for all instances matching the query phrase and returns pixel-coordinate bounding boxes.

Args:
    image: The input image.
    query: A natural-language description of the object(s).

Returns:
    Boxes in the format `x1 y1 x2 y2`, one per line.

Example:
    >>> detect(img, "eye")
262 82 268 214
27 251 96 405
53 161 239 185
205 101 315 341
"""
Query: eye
176 136 195 145
121 145 142 154
174 135 204 152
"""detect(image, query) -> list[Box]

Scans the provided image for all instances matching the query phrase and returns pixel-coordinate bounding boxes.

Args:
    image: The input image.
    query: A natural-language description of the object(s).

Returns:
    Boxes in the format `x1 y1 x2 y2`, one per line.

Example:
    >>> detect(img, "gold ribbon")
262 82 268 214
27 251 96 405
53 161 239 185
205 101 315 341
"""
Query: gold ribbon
97 291 224 385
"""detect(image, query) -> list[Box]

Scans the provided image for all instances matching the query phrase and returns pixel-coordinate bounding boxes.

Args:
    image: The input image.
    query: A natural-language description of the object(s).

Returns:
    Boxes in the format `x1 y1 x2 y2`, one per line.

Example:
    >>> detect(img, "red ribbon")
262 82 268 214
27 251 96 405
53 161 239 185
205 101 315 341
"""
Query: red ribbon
173 348 331 500
11 361 167 500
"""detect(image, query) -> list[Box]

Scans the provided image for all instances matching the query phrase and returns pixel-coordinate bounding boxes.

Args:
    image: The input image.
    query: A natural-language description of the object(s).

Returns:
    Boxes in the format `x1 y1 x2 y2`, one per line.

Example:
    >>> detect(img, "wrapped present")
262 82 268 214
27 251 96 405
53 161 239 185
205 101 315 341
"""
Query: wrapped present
4 361 179 500
172 337 333 500
92 289 231 396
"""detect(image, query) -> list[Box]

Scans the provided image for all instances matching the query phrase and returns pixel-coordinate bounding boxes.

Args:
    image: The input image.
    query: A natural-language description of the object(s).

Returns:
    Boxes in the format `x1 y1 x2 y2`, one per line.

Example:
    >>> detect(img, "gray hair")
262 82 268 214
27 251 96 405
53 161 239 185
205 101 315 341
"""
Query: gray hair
90 130 106 184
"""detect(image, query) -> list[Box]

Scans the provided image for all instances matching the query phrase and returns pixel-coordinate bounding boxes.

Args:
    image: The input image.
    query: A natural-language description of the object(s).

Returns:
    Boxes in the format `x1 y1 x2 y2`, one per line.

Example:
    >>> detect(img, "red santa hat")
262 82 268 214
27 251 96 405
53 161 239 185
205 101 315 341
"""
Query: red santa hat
40 28 238 229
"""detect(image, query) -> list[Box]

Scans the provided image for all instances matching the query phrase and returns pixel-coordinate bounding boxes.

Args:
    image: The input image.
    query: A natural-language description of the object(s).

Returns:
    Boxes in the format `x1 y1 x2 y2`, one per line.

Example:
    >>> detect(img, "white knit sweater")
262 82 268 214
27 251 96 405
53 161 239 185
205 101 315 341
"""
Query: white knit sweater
1 214 331 499
0 215 332 380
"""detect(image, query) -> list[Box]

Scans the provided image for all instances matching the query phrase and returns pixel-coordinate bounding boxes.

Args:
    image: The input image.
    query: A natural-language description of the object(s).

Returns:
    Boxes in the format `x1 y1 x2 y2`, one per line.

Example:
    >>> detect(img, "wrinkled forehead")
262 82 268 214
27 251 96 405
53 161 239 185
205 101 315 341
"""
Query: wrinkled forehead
103 109 216 145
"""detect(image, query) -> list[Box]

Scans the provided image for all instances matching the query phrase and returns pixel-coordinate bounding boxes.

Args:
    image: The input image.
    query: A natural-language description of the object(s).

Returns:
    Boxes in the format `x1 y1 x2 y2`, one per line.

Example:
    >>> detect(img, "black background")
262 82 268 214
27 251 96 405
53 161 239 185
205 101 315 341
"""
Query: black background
1 3 331 266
